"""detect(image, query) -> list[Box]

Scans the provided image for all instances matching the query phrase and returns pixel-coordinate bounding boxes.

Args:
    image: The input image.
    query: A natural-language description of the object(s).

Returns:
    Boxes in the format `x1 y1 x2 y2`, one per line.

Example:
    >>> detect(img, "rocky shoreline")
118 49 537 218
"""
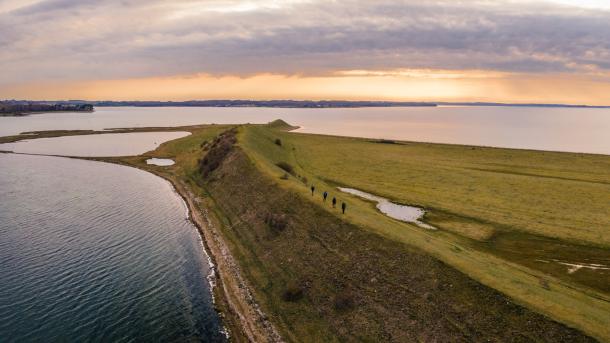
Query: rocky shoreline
104 158 283 343
170 177 283 342
21 150 284 342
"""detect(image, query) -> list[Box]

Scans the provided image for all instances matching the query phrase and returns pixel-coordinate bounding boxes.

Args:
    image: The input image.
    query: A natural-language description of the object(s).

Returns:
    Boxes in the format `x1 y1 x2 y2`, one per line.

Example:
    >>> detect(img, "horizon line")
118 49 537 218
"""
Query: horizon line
2 99 610 109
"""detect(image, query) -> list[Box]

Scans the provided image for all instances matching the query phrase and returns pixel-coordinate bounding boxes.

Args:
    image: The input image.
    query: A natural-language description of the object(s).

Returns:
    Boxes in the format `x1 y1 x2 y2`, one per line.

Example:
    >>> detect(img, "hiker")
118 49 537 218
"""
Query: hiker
311 185 315 196
332 197 337 208
342 202 346 214
323 191 328 202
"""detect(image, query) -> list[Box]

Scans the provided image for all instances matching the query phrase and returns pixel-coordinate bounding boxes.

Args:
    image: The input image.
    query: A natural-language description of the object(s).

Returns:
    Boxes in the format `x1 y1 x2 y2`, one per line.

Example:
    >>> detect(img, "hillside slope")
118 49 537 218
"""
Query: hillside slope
199 129 594 342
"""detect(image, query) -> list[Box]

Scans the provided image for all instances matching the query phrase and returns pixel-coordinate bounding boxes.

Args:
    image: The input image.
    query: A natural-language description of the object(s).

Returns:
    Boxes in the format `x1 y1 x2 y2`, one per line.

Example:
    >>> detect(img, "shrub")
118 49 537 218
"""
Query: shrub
376 139 397 144
274 138 282 146
199 129 237 177
334 288 355 311
264 213 288 232
280 173 289 180
300 176 308 184
276 161 295 175
282 281 304 302
539 277 551 290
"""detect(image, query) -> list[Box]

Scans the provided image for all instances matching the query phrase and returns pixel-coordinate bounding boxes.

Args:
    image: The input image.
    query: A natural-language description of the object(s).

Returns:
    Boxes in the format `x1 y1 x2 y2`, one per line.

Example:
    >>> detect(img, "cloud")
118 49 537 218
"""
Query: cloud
1 0 610 86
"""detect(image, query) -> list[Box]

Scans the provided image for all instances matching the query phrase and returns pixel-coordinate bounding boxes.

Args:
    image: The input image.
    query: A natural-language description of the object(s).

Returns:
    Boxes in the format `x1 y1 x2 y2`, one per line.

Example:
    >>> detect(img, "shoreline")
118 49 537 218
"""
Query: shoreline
158 171 283 342
0 110 94 117
81 154 283 342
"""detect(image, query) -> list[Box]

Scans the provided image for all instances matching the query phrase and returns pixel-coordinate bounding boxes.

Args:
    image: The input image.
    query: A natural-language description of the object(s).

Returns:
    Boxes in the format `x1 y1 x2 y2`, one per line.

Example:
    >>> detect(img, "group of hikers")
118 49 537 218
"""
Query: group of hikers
310 185 346 214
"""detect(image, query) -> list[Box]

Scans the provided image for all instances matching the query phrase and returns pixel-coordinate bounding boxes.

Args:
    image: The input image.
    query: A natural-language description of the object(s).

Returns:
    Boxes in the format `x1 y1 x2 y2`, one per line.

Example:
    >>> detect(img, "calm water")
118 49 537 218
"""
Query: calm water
1 106 609 154
147 158 175 166
0 154 226 342
338 187 435 230
0 131 190 157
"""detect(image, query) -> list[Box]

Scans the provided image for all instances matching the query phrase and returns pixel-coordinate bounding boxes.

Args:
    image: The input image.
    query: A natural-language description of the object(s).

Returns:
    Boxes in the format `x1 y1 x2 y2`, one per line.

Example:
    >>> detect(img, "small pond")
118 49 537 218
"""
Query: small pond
338 187 436 230
146 158 175 166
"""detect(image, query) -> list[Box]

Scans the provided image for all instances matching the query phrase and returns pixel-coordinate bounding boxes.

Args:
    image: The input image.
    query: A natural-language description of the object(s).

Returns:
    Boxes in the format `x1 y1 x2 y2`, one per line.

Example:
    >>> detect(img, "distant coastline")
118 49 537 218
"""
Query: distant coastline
2 99 610 112
0 101 94 116
92 100 438 108
89 100 610 108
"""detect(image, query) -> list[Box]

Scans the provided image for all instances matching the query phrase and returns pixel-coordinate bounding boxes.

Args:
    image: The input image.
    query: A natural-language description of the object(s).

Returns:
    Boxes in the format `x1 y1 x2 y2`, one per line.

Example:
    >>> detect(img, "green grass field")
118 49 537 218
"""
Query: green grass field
264 126 610 292
98 121 608 341
236 121 610 340
257 124 610 247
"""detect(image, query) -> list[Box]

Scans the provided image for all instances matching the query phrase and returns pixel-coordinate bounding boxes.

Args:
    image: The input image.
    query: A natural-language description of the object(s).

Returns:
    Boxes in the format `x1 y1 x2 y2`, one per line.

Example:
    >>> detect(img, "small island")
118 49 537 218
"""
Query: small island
0 101 94 116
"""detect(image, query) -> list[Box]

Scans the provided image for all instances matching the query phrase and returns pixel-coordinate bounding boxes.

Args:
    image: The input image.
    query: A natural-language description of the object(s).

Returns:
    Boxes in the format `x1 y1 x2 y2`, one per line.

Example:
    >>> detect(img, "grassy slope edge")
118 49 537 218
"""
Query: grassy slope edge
197 127 595 341
235 123 609 341
91 122 607 341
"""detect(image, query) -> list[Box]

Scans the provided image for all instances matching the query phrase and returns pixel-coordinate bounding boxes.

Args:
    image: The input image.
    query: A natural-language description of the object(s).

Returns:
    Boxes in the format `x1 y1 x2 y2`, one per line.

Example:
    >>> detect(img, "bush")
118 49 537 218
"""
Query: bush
539 277 551 290
264 213 288 232
300 176 308 184
199 129 237 177
274 138 282 146
282 281 304 302
280 173 289 180
334 288 355 311
375 139 397 144
276 161 295 175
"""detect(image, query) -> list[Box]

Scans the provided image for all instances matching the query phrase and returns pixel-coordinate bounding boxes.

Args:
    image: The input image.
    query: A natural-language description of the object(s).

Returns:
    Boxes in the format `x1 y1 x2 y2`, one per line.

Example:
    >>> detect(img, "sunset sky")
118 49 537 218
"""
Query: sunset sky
2 0 610 104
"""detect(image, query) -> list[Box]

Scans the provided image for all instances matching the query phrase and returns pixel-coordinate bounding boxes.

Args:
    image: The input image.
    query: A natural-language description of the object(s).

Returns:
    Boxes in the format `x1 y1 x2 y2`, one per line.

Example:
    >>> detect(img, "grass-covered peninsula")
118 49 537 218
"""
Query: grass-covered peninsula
7 121 608 341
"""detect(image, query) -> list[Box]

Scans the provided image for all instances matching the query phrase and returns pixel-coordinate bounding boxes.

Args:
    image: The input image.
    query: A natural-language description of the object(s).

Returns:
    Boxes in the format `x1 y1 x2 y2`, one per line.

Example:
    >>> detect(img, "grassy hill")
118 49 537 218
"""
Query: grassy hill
108 122 609 341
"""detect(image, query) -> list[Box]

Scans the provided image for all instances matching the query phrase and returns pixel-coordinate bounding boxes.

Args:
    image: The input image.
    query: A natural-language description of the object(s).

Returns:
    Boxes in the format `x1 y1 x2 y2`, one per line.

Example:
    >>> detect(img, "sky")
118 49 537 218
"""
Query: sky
1 0 610 104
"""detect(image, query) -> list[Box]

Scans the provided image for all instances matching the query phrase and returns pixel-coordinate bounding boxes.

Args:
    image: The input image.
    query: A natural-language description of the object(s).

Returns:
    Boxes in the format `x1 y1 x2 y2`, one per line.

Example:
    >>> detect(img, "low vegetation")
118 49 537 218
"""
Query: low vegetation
198 128 237 177
264 213 288 233
275 161 295 175
282 281 305 302
238 122 610 341
89 120 608 341
199 136 593 342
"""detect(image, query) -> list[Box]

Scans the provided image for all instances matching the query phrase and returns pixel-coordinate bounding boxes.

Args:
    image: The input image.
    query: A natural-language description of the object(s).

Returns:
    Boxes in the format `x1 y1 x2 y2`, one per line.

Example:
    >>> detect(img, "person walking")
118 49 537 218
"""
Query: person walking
342 202 346 214
311 185 315 196
332 197 337 208
323 191 328 202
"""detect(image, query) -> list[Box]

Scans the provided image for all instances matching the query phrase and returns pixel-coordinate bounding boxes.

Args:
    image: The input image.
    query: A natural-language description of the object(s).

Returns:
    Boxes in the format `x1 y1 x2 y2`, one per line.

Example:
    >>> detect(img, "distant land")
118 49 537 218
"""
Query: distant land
0 101 93 116
2 99 609 116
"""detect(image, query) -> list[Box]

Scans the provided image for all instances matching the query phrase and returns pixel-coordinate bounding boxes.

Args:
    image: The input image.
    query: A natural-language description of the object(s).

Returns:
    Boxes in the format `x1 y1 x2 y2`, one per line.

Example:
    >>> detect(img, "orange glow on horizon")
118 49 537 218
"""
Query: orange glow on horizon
3 70 610 106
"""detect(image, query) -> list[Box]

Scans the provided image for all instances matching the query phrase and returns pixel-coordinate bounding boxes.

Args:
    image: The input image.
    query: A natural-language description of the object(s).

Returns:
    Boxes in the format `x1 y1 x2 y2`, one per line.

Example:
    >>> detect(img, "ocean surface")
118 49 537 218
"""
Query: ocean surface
1 106 609 154
0 154 226 342
0 131 190 157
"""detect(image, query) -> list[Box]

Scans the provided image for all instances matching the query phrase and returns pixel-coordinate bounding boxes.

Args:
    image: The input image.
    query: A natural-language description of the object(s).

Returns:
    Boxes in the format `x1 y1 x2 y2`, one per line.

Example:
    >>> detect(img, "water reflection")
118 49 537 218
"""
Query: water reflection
0 106 609 155
0 154 226 341
147 158 175 166
338 187 436 230
0 131 189 157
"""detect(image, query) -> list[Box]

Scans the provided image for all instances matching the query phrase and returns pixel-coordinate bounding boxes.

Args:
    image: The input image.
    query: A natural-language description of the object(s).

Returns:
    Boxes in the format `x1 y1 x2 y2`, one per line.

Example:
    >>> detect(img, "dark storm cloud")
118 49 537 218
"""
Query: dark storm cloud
1 0 610 85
